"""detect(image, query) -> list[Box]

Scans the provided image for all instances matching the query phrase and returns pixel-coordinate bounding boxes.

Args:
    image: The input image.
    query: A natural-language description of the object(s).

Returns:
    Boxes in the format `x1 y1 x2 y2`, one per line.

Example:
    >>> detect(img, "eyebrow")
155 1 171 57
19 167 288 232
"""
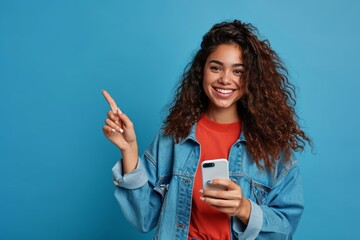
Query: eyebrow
209 60 244 67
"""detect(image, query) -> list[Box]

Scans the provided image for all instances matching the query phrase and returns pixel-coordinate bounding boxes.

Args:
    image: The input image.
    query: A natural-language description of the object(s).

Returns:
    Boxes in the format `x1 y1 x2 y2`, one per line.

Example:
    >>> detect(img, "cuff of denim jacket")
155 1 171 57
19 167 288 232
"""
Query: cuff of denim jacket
234 200 263 240
112 158 148 189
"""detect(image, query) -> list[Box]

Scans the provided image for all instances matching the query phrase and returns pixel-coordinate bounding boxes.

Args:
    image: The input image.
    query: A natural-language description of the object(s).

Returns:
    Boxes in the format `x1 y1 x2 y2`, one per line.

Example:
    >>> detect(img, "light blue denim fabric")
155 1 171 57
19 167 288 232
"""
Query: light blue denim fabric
112 124 304 240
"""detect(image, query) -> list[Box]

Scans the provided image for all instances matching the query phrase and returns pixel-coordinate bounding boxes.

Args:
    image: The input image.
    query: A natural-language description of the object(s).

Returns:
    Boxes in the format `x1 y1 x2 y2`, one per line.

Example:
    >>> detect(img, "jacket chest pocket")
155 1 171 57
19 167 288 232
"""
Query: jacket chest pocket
250 180 271 205
232 176 271 205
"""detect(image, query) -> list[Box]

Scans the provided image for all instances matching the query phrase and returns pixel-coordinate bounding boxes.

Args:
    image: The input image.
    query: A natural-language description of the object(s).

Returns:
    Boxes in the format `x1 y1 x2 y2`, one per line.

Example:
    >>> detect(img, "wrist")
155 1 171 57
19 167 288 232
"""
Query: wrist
120 143 139 174
236 197 251 225
121 142 138 154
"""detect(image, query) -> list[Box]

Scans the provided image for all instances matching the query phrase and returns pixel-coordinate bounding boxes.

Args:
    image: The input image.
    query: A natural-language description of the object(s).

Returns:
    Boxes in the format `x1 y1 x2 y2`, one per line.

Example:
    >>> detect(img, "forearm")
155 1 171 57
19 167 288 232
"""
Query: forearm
257 205 296 238
233 166 304 240
112 157 162 232
114 183 162 232
121 142 139 174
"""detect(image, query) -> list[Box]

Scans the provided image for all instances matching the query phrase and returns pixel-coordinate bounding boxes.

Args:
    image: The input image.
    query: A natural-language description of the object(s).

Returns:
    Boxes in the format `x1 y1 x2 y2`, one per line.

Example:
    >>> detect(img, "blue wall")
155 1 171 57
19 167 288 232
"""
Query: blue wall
1 0 359 239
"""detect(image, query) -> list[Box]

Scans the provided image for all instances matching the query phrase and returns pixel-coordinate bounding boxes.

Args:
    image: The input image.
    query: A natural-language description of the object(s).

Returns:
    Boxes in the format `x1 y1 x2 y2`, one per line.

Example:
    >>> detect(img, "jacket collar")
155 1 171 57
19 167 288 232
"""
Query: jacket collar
180 124 198 144
179 122 247 146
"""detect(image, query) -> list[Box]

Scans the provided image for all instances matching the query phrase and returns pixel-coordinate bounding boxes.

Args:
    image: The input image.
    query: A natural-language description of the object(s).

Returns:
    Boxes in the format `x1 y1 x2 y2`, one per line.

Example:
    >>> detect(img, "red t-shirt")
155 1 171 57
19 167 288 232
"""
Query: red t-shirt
188 115 241 240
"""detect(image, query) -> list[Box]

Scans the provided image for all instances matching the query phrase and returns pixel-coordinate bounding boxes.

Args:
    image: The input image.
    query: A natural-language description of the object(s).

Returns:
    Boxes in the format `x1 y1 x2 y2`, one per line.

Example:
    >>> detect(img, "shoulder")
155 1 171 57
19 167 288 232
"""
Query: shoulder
259 150 302 191
146 128 176 149
273 151 300 181
143 128 175 166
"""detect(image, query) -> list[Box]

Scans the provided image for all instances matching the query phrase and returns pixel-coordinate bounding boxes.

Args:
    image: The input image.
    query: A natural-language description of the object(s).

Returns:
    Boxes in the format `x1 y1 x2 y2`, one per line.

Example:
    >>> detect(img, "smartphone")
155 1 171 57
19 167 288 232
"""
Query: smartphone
201 159 229 190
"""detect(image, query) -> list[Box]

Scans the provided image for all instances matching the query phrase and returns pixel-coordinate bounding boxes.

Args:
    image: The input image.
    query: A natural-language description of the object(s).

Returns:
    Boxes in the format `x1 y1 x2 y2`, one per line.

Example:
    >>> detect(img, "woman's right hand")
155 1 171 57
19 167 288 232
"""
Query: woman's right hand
102 90 139 173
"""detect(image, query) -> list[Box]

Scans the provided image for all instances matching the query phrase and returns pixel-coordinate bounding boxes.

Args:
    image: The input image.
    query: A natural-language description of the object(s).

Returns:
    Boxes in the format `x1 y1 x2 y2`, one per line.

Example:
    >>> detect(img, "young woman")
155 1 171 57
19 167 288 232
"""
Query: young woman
102 20 311 240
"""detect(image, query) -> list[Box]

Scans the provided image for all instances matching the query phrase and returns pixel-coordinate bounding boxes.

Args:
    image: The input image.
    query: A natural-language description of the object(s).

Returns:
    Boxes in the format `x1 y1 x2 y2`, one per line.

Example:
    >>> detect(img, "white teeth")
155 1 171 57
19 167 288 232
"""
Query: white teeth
215 88 234 94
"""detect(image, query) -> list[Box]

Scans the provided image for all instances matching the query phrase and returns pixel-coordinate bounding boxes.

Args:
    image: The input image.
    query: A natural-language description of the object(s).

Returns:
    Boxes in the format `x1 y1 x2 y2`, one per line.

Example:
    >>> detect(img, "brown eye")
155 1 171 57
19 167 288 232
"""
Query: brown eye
210 66 221 72
233 69 243 76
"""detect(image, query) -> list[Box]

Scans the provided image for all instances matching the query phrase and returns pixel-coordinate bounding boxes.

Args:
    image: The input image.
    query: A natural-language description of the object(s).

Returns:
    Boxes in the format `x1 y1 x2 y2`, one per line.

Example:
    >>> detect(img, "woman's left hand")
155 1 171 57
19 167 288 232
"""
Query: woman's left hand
200 179 251 225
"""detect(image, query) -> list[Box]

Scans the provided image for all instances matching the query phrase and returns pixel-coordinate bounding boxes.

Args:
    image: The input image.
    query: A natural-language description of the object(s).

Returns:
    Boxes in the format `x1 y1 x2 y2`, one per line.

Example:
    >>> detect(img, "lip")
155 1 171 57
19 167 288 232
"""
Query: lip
212 86 236 98
213 87 236 99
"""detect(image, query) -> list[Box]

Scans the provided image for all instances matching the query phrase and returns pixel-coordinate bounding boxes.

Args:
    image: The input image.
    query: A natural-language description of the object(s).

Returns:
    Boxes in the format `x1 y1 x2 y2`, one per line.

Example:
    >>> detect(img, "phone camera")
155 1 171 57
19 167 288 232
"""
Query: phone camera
203 163 215 168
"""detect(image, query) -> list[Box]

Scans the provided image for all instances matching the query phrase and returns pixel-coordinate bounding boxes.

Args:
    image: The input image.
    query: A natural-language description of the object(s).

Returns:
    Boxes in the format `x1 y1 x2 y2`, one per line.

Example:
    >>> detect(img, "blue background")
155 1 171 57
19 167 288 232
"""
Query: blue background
1 0 359 239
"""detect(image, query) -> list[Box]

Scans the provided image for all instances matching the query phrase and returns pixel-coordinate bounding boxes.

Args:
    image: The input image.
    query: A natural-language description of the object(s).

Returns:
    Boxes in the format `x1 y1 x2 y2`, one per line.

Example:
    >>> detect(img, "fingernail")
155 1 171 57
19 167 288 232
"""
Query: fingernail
111 128 116 132
118 107 122 114
119 128 124 133
200 197 205 201
199 189 203 194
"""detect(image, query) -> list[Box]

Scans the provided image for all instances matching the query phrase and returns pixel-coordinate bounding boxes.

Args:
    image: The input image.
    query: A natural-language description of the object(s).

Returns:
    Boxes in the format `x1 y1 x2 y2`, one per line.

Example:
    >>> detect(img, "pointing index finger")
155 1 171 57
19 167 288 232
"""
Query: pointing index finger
102 89 118 113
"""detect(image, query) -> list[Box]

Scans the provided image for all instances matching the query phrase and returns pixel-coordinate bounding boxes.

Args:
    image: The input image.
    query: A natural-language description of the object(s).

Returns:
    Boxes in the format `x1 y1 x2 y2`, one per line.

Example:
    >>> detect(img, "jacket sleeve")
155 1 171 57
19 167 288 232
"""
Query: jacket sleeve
112 132 171 233
233 165 304 240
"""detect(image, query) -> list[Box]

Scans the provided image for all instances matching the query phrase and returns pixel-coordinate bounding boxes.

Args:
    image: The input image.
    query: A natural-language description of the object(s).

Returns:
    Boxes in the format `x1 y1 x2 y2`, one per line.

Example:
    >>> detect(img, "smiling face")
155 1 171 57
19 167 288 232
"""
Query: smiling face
202 43 245 122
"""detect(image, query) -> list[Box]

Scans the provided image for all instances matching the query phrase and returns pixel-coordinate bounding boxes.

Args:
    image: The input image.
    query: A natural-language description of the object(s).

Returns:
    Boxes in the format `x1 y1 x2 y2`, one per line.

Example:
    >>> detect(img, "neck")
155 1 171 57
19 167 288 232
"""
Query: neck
204 106 240 123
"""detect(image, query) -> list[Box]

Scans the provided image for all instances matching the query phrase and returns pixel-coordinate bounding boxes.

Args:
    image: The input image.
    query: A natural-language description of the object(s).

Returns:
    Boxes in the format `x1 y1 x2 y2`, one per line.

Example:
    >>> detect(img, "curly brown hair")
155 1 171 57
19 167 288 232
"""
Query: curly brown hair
163 20 311 169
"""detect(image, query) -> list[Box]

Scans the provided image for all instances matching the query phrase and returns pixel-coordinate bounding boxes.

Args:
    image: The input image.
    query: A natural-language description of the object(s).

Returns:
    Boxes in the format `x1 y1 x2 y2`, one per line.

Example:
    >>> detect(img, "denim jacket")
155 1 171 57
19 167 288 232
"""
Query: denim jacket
112 124 304 240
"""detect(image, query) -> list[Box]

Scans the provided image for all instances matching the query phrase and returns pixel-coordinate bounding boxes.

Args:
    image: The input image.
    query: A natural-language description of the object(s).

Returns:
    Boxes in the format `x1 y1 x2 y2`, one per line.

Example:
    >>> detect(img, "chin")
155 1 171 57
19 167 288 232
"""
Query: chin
213 102 236 109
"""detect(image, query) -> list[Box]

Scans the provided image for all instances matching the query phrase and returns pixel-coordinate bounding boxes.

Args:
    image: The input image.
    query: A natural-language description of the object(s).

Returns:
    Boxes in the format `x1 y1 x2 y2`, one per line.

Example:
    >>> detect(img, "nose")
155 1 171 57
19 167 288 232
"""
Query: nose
218 70 231 84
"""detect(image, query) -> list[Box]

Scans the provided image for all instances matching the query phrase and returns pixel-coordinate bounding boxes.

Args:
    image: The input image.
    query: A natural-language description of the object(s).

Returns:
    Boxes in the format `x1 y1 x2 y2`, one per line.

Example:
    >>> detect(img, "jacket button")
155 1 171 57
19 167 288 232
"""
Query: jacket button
183 179 191 184
177 223 186 229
